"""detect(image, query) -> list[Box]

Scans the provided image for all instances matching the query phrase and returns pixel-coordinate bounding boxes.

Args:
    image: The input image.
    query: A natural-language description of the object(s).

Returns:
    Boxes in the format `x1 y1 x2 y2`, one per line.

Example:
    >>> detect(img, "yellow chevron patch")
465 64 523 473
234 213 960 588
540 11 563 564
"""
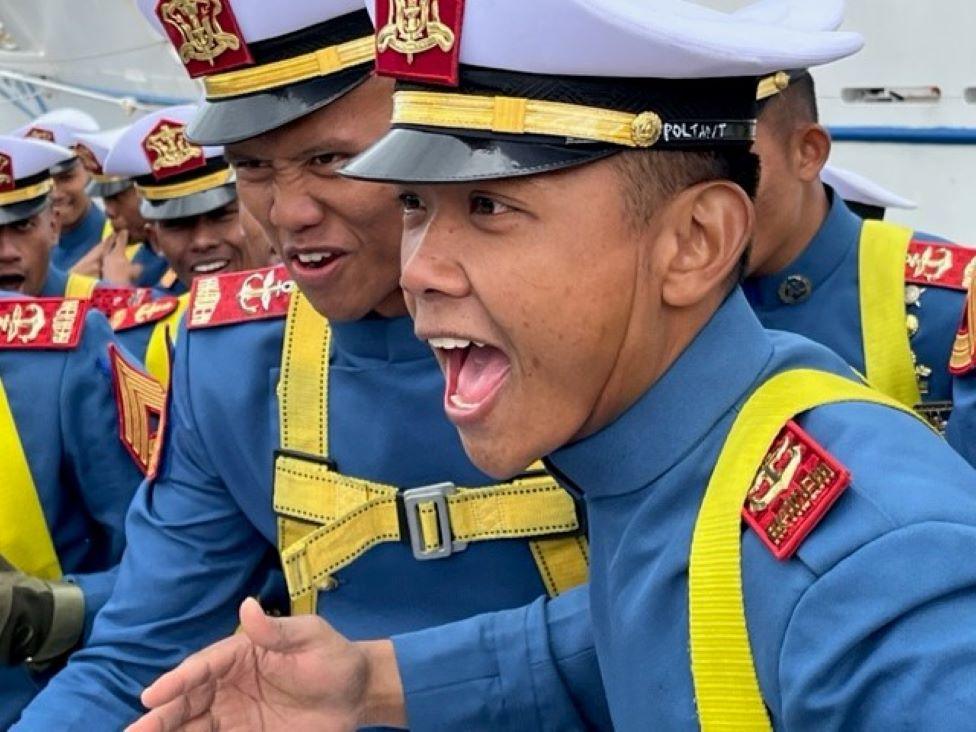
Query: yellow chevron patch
109 344 167 477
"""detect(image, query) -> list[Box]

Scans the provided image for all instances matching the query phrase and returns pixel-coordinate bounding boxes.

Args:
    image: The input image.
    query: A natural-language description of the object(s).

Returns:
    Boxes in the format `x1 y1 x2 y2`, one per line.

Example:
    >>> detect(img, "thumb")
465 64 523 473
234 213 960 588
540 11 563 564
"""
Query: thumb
240 597 334 653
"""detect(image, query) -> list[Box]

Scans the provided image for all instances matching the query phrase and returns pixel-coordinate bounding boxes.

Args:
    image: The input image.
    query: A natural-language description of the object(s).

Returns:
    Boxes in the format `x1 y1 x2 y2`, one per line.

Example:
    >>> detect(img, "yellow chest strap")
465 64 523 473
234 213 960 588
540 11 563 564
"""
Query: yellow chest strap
275 294 588 615
145 294 190 389
858 220 921 407
0 374 61 579
688 368 927 730
65 272 98 299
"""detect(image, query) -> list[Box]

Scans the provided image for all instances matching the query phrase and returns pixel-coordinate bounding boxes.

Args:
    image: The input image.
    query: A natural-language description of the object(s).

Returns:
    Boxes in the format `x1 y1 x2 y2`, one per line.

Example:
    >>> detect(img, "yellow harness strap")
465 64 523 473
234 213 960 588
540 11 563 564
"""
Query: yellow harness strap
145 294 189 389
688 368 926 730
65 272 98 299
858 220 921 407
0 375 61 579
275 295 588 614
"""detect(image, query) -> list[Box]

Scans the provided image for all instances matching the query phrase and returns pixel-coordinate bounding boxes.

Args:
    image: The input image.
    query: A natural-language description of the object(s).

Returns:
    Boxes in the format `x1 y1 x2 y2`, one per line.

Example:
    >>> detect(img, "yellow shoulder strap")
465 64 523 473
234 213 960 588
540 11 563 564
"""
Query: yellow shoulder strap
65 272 98 299
145 294 190 389
0 375 61 579
125 242 142 262
858 220 921 407
278 292 331 457
101 218 114 240
688 368 924 730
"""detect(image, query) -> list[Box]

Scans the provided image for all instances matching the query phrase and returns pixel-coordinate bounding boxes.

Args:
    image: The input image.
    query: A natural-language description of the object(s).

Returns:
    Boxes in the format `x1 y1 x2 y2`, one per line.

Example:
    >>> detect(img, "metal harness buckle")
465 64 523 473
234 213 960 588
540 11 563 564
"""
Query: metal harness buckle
401 482 468 561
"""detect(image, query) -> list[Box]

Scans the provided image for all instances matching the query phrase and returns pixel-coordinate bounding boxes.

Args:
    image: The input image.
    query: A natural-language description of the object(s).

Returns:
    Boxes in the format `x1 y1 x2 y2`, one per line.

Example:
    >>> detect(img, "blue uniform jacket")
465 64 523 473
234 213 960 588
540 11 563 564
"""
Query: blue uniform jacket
130 243 172 290
17 312 566 729
0 297 143 727
391 291 976 730
50 204 105 272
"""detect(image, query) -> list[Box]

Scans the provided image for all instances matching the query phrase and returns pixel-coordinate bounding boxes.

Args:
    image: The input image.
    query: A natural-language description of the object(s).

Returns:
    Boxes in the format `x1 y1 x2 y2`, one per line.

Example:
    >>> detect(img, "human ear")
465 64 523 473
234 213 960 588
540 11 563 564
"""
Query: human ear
794 123 831 183
660 180 754 308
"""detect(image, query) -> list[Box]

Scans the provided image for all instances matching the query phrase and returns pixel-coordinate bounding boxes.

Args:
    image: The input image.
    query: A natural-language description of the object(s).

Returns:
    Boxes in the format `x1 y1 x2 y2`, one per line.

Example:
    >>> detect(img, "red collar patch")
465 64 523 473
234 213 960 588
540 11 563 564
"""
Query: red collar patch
155 0 254 78
141 119 206 181
375 0 465 86
188 264 294 329
0 153 14 193
109 344 168 477
0 297 89 350
90 287 153 320
742 420 851 560
905 240 976 291
25 127 55 142
110 297 181 332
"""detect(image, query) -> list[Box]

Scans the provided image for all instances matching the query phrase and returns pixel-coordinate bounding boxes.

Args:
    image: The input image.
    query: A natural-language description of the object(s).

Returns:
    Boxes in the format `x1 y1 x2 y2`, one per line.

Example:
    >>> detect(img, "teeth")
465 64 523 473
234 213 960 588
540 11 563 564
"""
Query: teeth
192 260 229 274
297 251 336 265
429 337 472 350
449 394 478 410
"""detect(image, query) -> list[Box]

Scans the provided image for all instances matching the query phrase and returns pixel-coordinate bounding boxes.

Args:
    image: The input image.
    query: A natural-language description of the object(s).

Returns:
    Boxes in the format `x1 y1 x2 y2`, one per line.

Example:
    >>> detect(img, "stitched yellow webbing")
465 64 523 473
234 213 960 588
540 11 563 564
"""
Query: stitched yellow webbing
274 295 587 614
65 272 98 299
688 369 926 730
858 220 921 407
0 376 61 579
145 294 189 389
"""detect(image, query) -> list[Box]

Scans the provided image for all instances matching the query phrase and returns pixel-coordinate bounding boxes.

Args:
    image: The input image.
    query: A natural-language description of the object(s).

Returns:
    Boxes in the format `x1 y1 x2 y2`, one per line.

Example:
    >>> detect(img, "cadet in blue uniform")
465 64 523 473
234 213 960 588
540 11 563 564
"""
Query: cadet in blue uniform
73 127 175 292
15 2 592 729
12 109 106 271
103 105 270 385
0 136 146 727
130 2 976 730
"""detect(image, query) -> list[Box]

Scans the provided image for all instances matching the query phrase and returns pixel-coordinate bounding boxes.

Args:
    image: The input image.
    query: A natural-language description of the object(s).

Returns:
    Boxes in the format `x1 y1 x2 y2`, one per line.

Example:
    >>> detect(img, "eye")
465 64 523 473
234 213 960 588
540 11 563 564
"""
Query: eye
309 153 344 168
399 192 425 214
470 196 513 216
231 159 269 171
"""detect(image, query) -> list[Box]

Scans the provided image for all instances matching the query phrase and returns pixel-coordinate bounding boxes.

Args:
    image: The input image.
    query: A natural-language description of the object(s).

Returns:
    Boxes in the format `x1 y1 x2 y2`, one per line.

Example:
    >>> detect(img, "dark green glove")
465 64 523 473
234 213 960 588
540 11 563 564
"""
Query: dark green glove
0 568 84 666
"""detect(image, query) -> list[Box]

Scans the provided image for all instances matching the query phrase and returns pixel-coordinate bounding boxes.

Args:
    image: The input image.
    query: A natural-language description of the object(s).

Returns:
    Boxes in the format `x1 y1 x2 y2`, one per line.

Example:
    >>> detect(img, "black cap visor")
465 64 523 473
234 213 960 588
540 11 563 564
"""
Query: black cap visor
342 127 620 184
86 178 134 199
140 183 237 221
186 66 372 146
0 194 51 226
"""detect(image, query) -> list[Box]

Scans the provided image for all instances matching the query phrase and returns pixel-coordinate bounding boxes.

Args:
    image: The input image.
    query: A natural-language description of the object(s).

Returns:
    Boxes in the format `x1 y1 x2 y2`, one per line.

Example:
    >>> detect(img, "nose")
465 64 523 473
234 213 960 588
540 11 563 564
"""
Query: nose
0 230 21 262
189 218 220 252
399 213 470 301
268 173 323 236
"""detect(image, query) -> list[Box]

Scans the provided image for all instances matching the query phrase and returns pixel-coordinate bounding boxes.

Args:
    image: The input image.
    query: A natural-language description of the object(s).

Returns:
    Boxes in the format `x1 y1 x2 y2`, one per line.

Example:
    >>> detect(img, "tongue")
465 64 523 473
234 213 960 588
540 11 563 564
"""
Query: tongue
455 345 510 403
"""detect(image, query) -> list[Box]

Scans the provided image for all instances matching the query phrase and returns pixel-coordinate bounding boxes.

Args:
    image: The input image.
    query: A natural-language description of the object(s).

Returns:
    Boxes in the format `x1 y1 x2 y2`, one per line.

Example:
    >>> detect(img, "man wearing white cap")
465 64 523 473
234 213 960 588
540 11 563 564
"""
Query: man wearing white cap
132 1 976 729
0 133 146 726
820 164 917 220
15 2 593 729
12 109 106 271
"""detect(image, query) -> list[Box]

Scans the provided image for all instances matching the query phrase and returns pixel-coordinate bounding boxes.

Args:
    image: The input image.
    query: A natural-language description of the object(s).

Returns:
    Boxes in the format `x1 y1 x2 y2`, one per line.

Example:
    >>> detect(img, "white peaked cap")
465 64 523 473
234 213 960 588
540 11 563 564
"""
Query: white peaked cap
104 105 224 178
11 108 100 148
364 0 863 78
821 165 917 211
0 135 75 180
136 0 363 42
74 127 127 171
732 0 846 33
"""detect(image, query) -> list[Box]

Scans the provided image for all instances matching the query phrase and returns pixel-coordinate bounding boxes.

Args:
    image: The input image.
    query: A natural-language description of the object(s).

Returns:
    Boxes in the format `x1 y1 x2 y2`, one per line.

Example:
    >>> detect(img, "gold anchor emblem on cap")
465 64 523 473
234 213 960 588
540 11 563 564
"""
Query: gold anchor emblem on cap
377 0 456 64
144 123 204 173
159 0 242 65
0 155 12 188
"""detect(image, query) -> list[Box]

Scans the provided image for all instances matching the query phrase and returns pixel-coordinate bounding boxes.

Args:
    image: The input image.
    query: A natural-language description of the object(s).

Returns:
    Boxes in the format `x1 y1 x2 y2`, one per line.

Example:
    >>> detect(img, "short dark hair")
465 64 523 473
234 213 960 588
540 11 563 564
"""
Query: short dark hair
759 72 819 143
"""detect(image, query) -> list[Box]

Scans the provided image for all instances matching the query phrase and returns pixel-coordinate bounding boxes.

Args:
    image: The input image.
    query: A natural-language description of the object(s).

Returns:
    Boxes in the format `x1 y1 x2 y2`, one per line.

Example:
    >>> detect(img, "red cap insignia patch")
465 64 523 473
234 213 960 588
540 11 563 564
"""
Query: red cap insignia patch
188 264 294 329
109 344 168 477
375 0 464 86
155 0 254 78
0 153 14 193
142 119 206 181
742 420 850 560
74 143 103 175
90 287 152 320
110 297 181 332
905 240 976 292
25 127 55 143
0 298 88 350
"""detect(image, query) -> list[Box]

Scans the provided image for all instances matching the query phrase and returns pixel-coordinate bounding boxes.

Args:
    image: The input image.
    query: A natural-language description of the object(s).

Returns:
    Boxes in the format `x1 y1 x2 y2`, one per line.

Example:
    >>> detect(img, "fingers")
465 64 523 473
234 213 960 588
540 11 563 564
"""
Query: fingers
126 695 217 732
239 597 335 653
141 634 245 708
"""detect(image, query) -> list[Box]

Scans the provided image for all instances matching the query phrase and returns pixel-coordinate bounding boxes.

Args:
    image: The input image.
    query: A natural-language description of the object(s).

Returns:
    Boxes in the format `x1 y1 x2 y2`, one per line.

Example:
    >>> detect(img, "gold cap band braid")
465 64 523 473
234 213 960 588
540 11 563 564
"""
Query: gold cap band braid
137 168 234 202
0 178 54 206
203 35 375 100
91 173 130 185
756 71 792 101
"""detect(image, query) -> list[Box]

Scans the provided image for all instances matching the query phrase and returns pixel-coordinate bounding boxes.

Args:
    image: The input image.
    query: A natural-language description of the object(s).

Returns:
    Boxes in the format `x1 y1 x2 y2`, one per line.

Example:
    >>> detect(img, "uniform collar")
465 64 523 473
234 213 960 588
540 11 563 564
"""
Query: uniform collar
743 187 862 310
547 289 773 498
330 313 434 363
40 266 68 297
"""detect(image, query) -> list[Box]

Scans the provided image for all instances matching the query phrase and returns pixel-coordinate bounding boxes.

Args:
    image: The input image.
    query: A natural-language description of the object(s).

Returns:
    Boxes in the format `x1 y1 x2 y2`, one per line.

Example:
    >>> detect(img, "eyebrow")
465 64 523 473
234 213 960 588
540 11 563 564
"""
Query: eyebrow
225 142 347 165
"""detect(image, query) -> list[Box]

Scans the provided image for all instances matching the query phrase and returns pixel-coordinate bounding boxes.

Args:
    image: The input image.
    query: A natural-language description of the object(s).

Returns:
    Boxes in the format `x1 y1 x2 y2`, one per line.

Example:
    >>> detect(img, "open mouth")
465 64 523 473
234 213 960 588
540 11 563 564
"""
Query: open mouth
429 336 512 423
191 259 230 275
289 249 347 277
0 274 26 291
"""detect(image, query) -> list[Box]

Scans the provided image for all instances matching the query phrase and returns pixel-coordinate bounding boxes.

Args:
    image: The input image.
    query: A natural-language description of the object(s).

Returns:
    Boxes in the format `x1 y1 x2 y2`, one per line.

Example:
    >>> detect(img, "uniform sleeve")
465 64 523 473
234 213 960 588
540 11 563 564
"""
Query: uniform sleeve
15 325 273 730
393 584 611 731
778 523 976 729
948 375 976 467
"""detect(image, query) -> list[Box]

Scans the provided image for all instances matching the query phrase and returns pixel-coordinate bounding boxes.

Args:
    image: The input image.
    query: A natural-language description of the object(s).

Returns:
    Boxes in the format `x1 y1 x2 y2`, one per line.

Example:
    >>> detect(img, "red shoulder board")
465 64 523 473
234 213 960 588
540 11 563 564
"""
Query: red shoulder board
905 240 976 291
742 421 851 560
109 344 168 477
90 287 152 319
375 0 464 86
0 298 88 350
155 0 254 79
950 282 976 375
110 297 181 332
188 264 294 330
